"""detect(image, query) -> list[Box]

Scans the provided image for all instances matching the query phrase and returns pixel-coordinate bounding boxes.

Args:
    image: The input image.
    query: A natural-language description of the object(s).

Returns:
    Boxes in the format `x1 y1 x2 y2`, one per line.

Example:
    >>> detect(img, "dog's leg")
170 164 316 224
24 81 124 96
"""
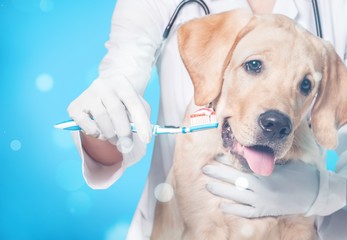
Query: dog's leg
151 170 184 240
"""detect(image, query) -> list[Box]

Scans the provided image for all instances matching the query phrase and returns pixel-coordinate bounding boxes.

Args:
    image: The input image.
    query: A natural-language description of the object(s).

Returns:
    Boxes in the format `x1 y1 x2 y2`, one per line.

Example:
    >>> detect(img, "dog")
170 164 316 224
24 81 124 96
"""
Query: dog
151 9 347 240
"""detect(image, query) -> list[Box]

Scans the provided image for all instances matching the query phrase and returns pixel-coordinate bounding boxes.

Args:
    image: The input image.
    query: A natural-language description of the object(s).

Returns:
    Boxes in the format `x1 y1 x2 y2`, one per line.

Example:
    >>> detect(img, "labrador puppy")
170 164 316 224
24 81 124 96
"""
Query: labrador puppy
151 9 347 240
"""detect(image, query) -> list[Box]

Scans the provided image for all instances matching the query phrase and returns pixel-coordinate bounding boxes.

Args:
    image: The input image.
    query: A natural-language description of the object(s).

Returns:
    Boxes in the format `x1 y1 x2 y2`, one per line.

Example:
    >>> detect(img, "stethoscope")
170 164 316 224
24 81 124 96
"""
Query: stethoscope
162 0 323 40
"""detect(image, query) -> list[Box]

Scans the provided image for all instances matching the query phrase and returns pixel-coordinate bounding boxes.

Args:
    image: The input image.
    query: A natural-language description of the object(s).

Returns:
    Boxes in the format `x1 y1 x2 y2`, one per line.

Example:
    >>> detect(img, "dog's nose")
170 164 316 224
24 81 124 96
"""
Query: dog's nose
258 110 292 141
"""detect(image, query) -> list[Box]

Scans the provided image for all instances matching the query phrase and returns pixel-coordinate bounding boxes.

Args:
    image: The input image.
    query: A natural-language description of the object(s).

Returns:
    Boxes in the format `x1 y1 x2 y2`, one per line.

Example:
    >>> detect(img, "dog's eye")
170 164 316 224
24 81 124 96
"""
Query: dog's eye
300 78 312 95
244 60 262 73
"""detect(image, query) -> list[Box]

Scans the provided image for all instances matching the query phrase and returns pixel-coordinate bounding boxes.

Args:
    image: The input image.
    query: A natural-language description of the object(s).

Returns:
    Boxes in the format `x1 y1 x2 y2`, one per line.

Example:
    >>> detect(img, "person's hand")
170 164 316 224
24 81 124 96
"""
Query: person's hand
202 157 321 218
67 78 152 153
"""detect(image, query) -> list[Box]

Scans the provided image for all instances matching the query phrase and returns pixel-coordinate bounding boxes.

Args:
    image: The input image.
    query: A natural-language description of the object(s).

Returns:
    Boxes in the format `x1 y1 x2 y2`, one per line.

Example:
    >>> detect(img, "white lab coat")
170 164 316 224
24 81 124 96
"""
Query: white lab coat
72 0 347 239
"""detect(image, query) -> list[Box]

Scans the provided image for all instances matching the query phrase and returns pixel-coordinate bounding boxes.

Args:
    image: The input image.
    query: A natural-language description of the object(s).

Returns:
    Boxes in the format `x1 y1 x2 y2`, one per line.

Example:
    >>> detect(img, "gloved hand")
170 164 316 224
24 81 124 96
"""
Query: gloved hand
202 156 346 218
67 77 152 153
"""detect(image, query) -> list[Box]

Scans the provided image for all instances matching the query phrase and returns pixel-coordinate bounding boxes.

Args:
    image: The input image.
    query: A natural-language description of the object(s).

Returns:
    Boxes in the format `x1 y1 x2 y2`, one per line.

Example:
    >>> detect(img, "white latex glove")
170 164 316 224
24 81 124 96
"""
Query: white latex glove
202 156 346 218
67 78 152 152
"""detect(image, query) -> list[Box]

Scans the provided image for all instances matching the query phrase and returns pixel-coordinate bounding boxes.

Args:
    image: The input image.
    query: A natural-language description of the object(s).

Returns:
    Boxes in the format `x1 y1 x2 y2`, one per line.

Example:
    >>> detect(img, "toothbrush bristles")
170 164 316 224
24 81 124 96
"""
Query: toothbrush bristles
190 108 217 126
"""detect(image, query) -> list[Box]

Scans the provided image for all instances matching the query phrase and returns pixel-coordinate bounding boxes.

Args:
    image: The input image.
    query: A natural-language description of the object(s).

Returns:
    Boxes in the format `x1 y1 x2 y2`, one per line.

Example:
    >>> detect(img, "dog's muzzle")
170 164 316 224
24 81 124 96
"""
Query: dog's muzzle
221 119 276 176
258 110 292 141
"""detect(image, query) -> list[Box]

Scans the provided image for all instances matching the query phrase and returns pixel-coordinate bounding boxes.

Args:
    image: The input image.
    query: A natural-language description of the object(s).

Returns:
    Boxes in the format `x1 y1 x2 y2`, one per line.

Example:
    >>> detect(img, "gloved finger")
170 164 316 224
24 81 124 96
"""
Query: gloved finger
101 94 135 153
206 182 255 206
94 81 132 135
117 80 152 143
116 136 134 154
67 101 101 138
90 109 117 145
73 112 101 138
202 164 256 189
220 202 258 218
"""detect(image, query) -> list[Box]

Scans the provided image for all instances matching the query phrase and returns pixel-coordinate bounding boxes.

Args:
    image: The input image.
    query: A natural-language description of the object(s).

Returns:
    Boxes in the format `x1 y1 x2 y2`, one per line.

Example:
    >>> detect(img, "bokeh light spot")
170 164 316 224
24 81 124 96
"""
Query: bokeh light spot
313 72 322 82
105 222 130 240
235 177 249 190
10 139 22 151
154 183 174 202
55 159 85 191
240 224 255 238
66 191 91 216
39 0 54 12
36 73 54 92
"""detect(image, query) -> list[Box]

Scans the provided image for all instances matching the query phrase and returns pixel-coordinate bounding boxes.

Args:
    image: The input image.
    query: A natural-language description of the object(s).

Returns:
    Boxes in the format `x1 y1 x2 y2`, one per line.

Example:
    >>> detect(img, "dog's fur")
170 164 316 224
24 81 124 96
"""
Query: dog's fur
151 10 347 240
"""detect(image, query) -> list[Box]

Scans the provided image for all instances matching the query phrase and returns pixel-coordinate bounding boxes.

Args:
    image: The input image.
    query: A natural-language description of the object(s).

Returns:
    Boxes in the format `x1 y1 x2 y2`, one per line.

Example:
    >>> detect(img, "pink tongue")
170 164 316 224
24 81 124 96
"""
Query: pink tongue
234 143 275 176
243 147 275 176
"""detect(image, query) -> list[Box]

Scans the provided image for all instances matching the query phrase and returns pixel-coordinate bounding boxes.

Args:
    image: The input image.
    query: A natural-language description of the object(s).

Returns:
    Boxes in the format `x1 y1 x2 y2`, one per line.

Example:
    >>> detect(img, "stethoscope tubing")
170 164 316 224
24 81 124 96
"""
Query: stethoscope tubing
311 0 323 38
162 0 210 39
164 0 323 39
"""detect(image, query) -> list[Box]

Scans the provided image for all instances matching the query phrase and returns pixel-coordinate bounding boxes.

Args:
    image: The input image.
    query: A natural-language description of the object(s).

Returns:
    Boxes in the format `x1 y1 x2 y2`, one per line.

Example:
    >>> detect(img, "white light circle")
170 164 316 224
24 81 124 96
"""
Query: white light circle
235 177 249 190
154 183 174 202
39 0 54 12
240 224 255 238
105 222 130 240
66 191 91 216
36 73 54 92
10 139 22 151
313 72 322 82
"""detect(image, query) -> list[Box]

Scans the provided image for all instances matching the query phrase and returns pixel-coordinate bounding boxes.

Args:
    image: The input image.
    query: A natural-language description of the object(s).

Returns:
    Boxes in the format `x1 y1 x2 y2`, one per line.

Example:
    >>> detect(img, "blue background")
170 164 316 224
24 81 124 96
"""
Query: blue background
0 0 338 239
1 0 160 239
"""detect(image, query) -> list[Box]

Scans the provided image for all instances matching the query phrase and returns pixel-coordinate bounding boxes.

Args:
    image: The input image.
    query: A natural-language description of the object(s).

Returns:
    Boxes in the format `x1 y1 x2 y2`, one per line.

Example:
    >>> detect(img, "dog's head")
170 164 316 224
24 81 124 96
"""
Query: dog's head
178 9 347 175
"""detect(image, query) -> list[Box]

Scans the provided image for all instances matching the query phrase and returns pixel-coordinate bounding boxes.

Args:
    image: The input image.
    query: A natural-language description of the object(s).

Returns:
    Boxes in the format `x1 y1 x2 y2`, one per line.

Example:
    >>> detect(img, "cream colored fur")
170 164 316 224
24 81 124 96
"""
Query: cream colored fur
151 10 347 240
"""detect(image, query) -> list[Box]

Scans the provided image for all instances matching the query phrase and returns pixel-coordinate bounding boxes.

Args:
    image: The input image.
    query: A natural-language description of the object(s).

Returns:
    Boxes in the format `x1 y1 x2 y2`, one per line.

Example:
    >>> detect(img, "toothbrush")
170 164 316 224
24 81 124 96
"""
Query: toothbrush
54 108 218 135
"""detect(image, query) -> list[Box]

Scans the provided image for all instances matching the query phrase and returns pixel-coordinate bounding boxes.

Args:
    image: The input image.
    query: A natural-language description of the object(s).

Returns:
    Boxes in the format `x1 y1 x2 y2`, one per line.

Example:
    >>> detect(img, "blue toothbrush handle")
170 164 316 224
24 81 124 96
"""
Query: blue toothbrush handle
54 120 137 132
54 120 218 134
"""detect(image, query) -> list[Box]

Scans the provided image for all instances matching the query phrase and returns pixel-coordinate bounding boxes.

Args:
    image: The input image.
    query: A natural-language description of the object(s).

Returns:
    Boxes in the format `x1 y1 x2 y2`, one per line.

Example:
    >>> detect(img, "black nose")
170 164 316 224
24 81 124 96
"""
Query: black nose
258 110 292 141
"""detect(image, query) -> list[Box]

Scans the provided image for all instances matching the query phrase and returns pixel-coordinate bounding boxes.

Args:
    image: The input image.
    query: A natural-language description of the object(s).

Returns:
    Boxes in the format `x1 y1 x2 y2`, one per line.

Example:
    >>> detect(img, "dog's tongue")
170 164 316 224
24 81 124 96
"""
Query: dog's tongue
243 147 275 176
234 143 275 176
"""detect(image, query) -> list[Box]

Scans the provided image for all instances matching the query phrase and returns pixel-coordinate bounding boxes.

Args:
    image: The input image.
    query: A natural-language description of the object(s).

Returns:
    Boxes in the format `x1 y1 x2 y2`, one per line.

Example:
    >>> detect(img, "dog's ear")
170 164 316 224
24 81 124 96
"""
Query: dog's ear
311 42 347 149
177 9 253 106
